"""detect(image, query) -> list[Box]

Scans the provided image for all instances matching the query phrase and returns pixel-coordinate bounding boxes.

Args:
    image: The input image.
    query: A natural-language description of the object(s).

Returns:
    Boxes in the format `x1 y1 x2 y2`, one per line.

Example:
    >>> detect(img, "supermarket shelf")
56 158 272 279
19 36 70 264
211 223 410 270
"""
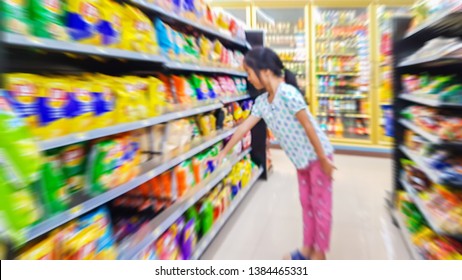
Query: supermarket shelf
2 33 166 63
23 129 237 245
399 94 462 108
399 145 440 184
392 210 424 260
39 103 223 150
399 119 462 147
130 0 248 49
404 7 462 41
400 145 462 189
165 61 247 76
191 167 263 260
220 94 251 104
318 93 368 99
400 177 462 238
118 148 252 260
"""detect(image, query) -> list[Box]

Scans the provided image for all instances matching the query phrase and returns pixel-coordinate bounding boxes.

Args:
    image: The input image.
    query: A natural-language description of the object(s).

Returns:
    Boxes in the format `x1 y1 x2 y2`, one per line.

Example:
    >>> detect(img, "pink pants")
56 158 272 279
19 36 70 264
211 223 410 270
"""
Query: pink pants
297 157 333 253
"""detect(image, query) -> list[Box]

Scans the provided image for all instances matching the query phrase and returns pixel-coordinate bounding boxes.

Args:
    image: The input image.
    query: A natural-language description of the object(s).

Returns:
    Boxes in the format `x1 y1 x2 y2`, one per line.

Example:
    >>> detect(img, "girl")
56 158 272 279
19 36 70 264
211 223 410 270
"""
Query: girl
217 47 335 260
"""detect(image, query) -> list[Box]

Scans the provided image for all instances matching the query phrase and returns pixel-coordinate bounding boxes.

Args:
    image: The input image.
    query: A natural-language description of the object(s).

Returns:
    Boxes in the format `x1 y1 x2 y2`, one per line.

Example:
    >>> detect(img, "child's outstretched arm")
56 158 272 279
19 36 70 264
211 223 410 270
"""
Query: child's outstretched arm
217 115 261 164
295 110 335 178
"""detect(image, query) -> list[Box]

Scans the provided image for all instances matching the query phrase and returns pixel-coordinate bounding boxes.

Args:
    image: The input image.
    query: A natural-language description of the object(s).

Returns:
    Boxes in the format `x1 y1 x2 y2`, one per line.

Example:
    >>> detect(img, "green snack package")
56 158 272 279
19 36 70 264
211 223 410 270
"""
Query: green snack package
0 91 43 241
29 0 68 40
0 90 42 187
190 75 210 101
87 139 121 195
40 149 69 214
1 0 31 35
185 206 200 236
61 143 87 194
199 198 214 237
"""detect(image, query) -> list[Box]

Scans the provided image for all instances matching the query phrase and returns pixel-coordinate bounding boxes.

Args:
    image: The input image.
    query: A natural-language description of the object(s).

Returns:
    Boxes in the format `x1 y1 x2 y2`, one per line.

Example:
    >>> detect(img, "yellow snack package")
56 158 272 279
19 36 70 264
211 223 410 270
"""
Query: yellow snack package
124 6 158 54
37 77 71 139
17 238 55 260
148 76 167 117
66 0 104 45
68 78 95 133
123 76 149 120
100 0 124 47
4 73 40 137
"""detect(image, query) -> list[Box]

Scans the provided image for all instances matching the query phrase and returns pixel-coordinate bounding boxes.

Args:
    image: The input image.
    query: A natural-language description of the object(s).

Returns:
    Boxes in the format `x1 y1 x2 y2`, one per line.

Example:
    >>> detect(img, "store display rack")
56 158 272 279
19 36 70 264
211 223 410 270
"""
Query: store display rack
23 129 237 245
130 0 249 49
118 148 252 260
0 2 266 260
392 210 424 260
391 11 462 259
400 176 462 239
399 94 462 109
190 166 263 260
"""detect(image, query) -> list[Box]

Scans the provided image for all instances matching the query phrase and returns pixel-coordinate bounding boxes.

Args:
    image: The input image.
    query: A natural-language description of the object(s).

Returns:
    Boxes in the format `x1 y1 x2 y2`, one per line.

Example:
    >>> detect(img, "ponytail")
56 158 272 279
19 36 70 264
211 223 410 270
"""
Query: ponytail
283 69 301 93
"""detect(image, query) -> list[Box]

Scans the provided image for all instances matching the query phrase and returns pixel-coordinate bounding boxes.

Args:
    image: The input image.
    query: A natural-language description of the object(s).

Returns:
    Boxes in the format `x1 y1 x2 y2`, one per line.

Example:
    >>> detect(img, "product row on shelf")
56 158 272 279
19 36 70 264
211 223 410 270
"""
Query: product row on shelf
1 0 250 77
1 0 247 46
392 1 462 260
1 84 258 259
3 72 249 142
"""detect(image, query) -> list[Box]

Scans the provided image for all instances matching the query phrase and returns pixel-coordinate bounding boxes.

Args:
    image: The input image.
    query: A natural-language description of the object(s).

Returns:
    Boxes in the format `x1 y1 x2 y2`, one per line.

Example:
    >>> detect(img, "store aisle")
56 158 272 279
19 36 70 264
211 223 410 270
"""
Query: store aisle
202 150 411 260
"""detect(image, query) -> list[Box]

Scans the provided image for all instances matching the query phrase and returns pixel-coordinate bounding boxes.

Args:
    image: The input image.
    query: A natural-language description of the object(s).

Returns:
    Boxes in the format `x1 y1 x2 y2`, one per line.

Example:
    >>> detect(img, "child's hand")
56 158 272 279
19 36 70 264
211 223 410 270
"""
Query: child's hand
216 151 226 166
320 157 336 179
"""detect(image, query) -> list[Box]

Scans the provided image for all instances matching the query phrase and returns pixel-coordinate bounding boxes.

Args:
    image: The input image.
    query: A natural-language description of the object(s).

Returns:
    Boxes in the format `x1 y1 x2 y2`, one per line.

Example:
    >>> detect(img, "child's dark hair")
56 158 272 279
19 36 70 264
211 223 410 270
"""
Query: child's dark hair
244 46 302 93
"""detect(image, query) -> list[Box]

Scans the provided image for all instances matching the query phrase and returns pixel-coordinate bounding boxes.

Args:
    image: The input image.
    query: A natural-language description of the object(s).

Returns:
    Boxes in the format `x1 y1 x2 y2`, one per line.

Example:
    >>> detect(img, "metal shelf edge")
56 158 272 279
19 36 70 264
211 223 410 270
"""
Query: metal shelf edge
165 61 247 76
3 33 166 63
399 94 462 108
398 119 440 144
39 103 224 150
399 145 440 184
190 167 263 260
119 148 252 260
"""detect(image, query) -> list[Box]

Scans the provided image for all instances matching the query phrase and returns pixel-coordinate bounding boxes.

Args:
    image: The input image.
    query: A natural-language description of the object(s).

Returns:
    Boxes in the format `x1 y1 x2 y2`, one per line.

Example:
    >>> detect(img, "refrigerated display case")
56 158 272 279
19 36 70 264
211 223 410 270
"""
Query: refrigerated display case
253 4 309 102
312 7 372 143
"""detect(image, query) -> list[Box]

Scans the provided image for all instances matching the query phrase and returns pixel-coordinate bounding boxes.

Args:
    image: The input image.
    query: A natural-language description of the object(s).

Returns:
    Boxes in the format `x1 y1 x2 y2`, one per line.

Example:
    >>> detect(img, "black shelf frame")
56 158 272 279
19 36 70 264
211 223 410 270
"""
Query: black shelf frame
391 12 462 254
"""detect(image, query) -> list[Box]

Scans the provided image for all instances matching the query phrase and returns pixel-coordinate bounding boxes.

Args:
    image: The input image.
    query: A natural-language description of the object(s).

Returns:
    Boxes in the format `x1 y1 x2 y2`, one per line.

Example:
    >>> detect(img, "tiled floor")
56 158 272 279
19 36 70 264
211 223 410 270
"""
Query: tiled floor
201 149 411 260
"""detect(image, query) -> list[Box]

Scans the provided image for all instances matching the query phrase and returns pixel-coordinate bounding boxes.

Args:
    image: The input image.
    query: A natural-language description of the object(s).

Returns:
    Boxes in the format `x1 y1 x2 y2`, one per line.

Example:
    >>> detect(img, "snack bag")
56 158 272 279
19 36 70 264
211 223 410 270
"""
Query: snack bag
198 36 212 64
172 75 194 104
125 6 158 54
210 78 224 98
87 138 124 194
123 76 149 120
40 149 69 214
147 77 167 116
68 79 95 133
91 77 116 128
61 143 87 194
1 0 30 34
155 18 174 58
184 35 200 63
66 0 104 44
174 160 195 197
37 77 71 139
181 219 197 259
29 0 68 40
17 238 55 260
0 92 43 238
205 77 217 100
182 0 197 20
158 74 176 105
4 73 40 136
190 75 210 101
97 0 123 46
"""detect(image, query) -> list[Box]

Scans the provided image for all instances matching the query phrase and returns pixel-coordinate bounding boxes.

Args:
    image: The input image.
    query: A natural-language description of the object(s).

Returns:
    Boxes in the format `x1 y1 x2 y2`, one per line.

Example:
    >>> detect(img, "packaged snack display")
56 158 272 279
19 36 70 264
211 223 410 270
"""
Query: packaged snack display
66 0 104 44
40 149 69 214
68 79 95 133
61 143 87 194
37 77 71 139
29 0 67 40
1 0 31 35
123 5 158 54
91 77 117 128
175 160 196 197
155 18 174 58
4 73 40 136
